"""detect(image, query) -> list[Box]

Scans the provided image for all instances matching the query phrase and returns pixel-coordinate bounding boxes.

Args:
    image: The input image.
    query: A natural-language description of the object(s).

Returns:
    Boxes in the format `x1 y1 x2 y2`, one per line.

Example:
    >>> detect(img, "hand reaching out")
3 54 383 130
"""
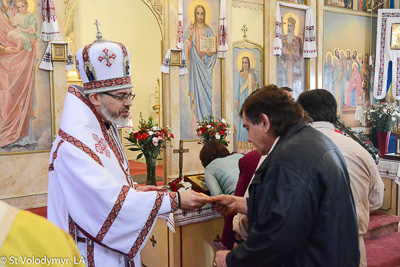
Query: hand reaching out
136 185 159 192
211 195 247 216
179 190 213 210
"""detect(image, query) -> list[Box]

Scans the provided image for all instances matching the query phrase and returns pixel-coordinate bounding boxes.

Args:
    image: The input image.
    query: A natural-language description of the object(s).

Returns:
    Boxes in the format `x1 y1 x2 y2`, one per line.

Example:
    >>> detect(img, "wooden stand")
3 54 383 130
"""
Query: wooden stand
141 204 223 267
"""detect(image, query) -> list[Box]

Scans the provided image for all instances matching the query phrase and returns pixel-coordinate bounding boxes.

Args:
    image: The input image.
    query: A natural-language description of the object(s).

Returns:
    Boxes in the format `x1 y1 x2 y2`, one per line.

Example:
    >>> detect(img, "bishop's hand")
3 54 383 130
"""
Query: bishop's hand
179 190 213 210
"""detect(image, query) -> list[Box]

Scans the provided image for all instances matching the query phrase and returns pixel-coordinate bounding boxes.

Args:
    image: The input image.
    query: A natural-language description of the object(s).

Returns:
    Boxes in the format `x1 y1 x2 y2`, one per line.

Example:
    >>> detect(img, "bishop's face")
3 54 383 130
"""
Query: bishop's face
195 7 205 25
99 89 133 126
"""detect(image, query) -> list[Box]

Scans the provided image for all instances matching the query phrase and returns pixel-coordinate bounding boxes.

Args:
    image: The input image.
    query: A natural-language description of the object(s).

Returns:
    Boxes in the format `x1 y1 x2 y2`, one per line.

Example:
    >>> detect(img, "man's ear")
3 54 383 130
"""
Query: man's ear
88 93 102 106
259 114 270 133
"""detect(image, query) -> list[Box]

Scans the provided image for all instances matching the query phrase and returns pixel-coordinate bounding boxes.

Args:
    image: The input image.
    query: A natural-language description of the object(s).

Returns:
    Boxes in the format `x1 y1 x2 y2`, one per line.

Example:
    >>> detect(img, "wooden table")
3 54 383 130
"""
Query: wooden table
141 203 224 267
377 158 400 215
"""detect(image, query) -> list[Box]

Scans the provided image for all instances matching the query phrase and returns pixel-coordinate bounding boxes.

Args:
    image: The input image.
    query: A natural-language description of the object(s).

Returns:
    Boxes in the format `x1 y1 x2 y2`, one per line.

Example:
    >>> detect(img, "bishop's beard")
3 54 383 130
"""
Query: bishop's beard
101 101 130 127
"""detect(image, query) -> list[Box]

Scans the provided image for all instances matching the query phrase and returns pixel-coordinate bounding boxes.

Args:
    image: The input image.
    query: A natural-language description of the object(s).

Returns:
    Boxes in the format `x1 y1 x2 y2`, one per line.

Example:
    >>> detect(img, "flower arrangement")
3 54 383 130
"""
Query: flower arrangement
364 102 400 132
196 115 231 146
167 177 192 192
126 114 174 185
336 119 379 163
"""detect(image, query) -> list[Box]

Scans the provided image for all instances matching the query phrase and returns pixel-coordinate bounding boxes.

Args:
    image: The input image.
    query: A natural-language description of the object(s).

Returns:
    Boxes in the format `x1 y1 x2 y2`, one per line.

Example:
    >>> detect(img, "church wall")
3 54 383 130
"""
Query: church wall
72 0 164 161
0 0 68 209
0 0 379 208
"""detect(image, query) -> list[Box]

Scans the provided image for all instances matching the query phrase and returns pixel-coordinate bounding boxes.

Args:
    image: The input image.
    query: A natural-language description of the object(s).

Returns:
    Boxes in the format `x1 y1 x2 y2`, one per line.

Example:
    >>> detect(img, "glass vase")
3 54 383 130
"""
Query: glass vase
144 153 158 186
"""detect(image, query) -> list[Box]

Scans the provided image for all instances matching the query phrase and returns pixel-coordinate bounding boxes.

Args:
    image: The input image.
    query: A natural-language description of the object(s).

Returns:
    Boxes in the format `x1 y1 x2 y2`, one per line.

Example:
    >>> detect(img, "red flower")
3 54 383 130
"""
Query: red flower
142 133 149 139
170 182 178 192
138 135 144 141
171 133 174 138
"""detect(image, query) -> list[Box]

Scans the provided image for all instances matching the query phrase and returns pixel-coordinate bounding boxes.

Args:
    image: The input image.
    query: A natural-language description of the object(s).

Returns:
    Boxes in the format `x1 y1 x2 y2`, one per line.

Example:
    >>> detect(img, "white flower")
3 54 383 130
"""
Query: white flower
152 137 159 146
216 133 221 140
221 119 226 124
393 117 397 121
152 126 160 131
148 131 154 136
207 125 212 128
383 108 387 113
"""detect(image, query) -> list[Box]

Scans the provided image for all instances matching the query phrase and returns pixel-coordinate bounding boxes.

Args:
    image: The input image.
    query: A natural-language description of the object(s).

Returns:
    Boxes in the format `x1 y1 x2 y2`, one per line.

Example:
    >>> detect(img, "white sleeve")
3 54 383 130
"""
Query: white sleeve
52 142 178 255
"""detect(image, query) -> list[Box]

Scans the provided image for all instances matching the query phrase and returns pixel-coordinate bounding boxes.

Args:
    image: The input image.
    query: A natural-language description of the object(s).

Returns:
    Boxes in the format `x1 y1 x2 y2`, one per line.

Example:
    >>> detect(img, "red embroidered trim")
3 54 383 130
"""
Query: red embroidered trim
82 43 94 64
127 192 164 260
376 12 400 96
69 215 76 240
68 86 132 186
87 239 95 267
116 42 128 57
48 140 64 171
96 185 130 241
169 192 179 212
83 76 131 91
58 128 103 167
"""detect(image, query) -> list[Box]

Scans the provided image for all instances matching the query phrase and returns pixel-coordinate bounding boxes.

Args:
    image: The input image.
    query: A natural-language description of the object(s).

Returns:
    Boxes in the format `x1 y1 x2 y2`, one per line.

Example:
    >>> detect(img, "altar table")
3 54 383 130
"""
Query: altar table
141 203 224 267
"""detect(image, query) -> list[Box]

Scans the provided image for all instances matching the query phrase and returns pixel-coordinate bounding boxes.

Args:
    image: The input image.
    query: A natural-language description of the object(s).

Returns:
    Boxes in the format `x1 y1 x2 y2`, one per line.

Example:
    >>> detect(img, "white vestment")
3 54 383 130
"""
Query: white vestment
48 85 179 267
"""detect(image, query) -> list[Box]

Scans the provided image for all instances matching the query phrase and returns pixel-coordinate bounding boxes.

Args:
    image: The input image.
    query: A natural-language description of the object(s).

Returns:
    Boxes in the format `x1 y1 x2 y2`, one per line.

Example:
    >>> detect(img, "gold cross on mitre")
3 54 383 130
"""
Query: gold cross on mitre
241 24 248 38
94 20 103 41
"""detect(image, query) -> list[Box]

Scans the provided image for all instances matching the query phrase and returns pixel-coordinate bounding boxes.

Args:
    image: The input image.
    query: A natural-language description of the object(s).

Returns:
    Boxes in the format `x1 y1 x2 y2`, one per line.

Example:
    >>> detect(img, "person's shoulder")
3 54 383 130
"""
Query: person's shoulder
240 150 261 162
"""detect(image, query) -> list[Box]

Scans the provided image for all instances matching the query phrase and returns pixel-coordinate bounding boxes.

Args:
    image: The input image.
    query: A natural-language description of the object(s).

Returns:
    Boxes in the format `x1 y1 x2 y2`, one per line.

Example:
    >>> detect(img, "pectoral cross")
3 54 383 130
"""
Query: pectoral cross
94 20 103 41
241 24 248 38
173 140 189 178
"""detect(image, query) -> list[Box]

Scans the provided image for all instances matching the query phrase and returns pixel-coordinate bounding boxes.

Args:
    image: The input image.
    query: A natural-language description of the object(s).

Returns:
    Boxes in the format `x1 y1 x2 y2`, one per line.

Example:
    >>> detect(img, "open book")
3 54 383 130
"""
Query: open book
200 36 217 53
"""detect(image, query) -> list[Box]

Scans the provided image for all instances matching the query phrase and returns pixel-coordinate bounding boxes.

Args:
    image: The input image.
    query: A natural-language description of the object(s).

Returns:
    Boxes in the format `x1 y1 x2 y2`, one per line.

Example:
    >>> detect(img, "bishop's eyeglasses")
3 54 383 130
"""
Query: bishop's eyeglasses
102 92 135 102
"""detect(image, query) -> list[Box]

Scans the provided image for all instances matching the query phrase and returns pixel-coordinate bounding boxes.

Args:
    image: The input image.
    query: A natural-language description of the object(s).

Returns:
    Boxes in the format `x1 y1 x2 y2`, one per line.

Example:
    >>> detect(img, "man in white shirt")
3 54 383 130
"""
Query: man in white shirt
297 89 384 267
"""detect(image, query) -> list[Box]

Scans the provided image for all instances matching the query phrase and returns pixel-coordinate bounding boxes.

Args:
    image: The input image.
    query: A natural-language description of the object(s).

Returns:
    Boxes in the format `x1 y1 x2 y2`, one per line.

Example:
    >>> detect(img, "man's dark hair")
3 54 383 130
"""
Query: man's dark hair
199 140 231 168
281 86 293 93
297 89 337 124
239 84 311 136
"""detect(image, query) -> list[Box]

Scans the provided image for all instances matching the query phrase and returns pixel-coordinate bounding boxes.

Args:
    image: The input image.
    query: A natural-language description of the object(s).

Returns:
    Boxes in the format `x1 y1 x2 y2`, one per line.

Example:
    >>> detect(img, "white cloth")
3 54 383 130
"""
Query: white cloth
160 49 188 75
39 41 74 71
373 9 400 100
217 0 228 58
396 164 400 186
176 0 184 50
273 3 282 55
47 85 178 267
40 0 61 41
273 2 317 58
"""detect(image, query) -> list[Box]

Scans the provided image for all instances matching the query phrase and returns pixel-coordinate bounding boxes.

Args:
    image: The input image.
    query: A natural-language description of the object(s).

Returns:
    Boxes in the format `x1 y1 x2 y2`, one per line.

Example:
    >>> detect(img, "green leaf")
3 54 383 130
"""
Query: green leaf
137 153 143 160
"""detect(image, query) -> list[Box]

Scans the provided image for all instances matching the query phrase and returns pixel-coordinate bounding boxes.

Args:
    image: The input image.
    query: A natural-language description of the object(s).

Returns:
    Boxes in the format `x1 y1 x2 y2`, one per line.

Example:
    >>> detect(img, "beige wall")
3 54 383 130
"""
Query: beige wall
0 0 375 208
